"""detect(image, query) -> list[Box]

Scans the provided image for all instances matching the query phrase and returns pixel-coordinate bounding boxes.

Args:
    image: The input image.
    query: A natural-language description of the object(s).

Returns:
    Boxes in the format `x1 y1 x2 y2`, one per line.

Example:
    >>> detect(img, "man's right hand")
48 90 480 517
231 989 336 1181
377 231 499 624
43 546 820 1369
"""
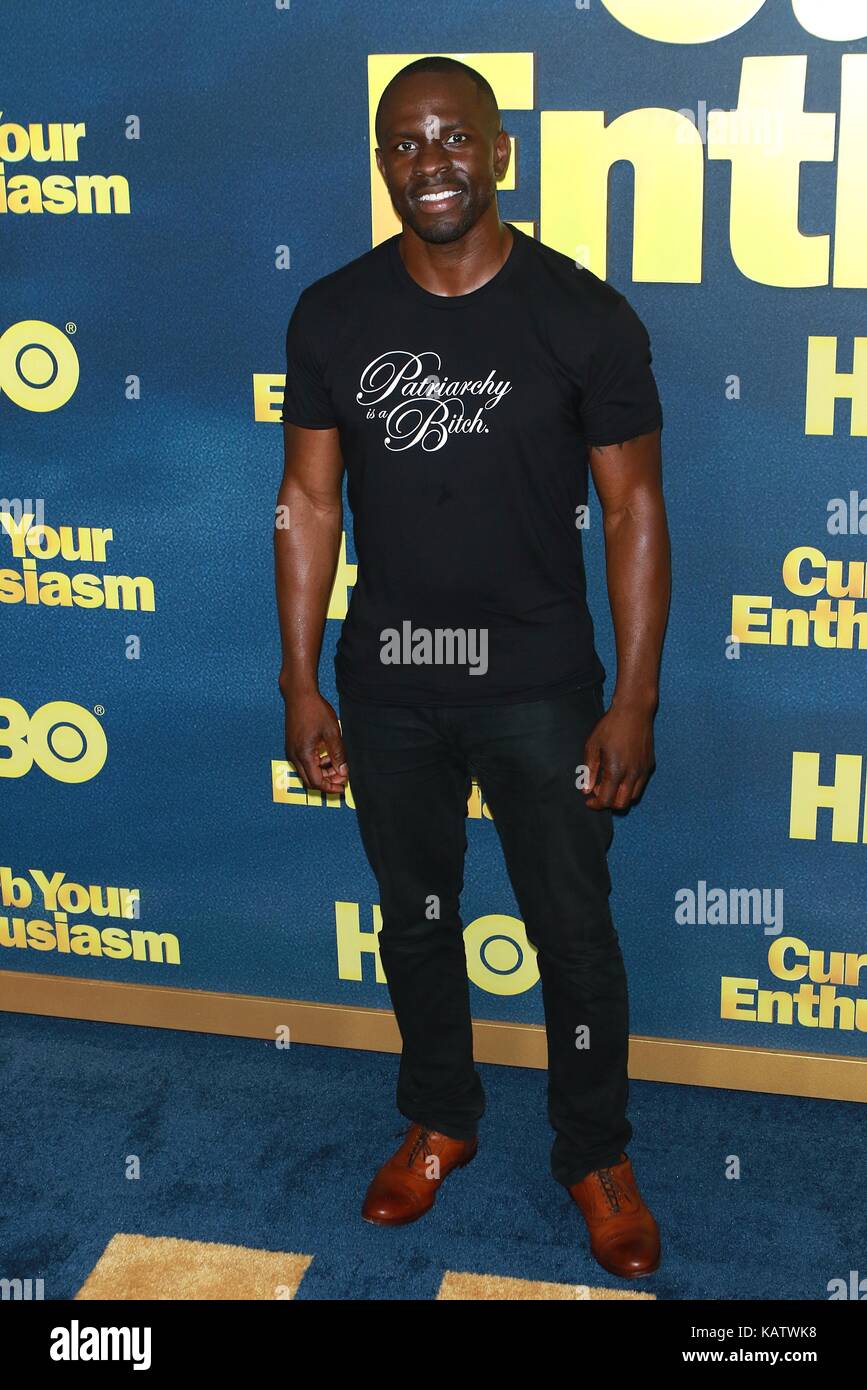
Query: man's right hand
281 686 348 794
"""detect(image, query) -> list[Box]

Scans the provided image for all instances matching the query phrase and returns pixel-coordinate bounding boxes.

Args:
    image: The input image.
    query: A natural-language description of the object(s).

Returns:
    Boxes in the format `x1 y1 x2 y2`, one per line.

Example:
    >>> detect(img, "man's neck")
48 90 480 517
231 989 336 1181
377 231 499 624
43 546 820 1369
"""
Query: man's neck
398 213 514 298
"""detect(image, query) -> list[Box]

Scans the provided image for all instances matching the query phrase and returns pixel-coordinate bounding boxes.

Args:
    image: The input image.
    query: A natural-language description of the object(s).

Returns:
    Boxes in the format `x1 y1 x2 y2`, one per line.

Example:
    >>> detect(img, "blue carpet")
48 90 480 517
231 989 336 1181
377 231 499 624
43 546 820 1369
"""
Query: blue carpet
0 1012 862 1300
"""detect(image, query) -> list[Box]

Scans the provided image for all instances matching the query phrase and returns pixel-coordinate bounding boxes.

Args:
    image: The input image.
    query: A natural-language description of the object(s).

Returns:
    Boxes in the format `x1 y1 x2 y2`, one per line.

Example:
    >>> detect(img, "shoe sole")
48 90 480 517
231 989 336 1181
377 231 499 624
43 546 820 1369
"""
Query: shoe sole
361 1146 478 1226
594 1249 662 1278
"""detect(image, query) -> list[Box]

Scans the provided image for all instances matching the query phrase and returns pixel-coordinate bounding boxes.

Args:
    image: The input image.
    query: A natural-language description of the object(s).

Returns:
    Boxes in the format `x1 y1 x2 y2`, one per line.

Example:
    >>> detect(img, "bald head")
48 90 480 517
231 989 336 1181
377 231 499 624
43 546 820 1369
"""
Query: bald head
375 56 501 148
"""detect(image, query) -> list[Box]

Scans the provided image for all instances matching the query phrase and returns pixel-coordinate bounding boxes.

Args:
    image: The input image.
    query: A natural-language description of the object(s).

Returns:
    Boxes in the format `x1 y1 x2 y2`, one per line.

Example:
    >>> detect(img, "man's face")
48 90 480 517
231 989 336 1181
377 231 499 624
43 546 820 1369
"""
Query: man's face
375 73 511 244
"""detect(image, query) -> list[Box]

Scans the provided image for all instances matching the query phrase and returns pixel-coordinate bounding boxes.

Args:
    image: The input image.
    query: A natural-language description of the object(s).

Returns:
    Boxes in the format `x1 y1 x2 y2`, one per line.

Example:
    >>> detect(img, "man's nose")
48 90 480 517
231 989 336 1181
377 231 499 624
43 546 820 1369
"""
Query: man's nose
413 143 452 177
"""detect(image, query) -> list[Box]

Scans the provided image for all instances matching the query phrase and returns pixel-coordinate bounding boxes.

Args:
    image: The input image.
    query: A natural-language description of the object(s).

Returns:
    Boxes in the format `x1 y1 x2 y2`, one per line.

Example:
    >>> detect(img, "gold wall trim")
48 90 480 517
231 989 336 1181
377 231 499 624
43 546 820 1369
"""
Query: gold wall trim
1 970 864 1102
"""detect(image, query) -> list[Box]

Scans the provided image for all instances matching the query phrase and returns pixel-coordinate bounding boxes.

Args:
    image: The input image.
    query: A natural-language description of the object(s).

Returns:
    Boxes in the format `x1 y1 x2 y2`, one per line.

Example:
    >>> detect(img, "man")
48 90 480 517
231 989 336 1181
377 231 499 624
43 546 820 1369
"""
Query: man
274 55 670 1280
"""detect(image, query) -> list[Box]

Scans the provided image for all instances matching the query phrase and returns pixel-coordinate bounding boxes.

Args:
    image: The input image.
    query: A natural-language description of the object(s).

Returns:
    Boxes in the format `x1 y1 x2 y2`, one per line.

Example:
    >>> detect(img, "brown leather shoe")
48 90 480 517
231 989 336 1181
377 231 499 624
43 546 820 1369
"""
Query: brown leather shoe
361 1123 478 1226
568 1153 661 1277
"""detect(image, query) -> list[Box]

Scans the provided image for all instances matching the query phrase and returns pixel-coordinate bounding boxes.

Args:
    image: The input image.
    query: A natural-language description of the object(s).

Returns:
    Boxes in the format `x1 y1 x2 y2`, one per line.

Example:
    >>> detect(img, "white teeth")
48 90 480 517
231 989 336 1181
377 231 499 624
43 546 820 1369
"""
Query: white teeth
417 189 461 203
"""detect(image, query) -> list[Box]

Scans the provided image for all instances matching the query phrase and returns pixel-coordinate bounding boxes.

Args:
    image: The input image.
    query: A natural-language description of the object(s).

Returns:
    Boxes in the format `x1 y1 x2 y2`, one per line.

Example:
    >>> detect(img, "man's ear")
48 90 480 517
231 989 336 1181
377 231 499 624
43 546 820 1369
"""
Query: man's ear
494 129 511 181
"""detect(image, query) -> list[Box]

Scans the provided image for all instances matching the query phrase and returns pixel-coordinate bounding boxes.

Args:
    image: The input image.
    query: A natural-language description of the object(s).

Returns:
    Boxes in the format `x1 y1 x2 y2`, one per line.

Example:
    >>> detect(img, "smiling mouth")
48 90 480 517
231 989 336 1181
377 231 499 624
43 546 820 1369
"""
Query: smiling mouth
413 187 464 210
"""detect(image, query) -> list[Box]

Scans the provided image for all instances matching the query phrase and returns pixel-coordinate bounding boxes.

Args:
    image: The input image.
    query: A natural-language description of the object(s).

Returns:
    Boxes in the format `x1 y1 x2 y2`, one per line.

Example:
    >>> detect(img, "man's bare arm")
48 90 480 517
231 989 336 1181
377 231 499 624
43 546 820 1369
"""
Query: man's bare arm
274 421 348 792
582 426 671 810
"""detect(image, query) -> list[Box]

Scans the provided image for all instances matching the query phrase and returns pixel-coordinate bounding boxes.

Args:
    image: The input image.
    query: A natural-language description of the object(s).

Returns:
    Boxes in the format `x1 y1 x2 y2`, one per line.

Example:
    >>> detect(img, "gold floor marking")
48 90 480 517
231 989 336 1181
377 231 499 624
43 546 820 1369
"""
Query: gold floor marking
74 1234 312 1301
437 1270 656 1300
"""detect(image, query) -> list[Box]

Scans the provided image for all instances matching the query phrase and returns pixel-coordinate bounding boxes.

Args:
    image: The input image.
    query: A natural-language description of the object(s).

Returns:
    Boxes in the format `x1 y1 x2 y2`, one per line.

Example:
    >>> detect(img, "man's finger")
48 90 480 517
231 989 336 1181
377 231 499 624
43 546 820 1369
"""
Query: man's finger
582 736 602 794
629 770 651 804
321 729 348 779
611 774 638 810
294 754 330 791
586 761 626 809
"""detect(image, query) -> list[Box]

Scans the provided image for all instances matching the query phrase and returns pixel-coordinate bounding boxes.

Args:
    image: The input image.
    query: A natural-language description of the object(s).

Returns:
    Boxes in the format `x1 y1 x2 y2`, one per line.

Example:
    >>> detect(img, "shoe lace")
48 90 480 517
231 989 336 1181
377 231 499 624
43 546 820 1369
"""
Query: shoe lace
597 1166 622 1213
406 1126 435 1168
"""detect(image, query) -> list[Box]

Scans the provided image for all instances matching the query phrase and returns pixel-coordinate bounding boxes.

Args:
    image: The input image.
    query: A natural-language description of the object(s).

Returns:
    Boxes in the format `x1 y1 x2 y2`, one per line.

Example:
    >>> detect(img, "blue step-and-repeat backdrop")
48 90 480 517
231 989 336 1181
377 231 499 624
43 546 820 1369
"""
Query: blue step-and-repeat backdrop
3 0 867 1069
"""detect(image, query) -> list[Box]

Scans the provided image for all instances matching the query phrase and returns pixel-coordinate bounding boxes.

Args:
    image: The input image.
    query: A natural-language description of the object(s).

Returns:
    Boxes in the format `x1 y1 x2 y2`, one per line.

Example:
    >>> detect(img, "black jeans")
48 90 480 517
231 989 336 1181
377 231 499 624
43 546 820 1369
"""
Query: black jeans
338 681 633 1188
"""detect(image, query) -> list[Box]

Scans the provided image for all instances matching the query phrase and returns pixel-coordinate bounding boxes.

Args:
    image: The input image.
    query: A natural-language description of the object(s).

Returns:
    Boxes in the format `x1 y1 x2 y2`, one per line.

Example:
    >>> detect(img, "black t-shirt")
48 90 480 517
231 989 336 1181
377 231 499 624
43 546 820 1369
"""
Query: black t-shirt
280 223 663 706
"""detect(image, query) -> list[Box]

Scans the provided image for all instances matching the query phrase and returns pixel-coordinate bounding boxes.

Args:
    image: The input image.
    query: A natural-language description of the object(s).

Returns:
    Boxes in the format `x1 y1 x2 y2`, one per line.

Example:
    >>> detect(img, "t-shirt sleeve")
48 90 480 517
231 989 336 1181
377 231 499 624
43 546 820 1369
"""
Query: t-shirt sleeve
279 289 337 429
579 295 663 447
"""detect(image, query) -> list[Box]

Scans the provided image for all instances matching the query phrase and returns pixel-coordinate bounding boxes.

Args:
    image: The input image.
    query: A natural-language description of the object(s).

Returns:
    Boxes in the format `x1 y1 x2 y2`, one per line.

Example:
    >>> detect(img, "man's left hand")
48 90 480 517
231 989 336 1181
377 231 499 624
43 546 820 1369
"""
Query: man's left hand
582 702 656 810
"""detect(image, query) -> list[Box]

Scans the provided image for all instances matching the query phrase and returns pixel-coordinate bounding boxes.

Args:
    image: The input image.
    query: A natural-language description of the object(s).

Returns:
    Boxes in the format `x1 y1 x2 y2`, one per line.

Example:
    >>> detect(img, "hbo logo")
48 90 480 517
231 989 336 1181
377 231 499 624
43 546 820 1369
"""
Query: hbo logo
0 699 107 782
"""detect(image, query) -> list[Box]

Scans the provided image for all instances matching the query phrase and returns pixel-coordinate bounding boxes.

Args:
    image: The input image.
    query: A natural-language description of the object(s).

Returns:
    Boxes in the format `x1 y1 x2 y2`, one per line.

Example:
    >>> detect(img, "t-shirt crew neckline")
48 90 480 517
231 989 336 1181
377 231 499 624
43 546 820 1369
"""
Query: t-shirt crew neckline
387 222 529 310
